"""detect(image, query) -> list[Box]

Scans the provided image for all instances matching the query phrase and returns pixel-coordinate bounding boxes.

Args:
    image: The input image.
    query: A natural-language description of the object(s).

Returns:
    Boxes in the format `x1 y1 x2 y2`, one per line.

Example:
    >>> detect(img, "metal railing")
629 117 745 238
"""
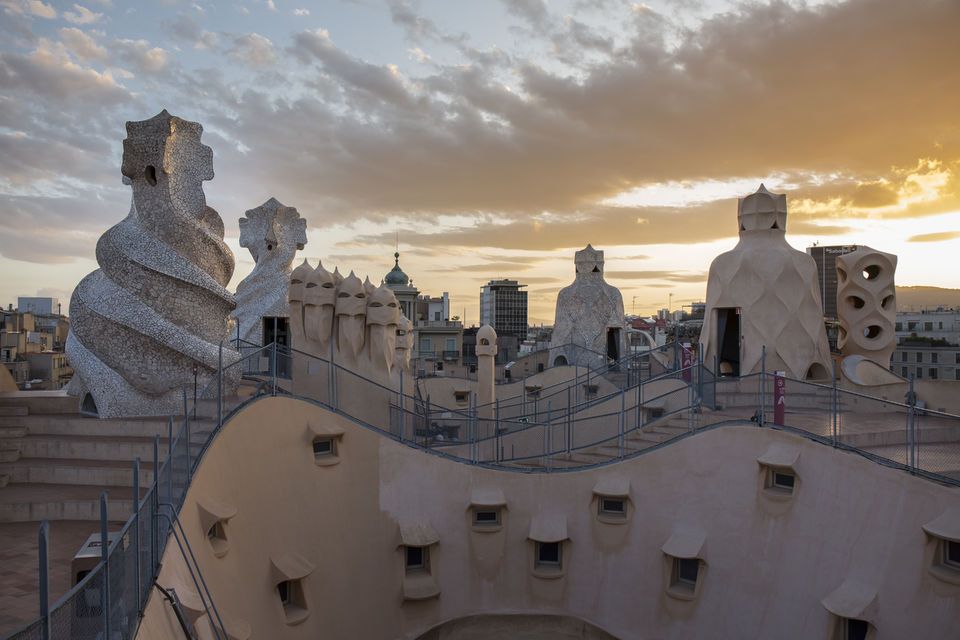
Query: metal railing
6 341 959 640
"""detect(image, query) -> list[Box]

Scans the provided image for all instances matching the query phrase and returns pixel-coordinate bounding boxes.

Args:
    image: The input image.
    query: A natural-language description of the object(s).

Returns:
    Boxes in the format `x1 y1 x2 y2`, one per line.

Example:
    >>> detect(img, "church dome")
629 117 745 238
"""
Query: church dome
384 252 409 286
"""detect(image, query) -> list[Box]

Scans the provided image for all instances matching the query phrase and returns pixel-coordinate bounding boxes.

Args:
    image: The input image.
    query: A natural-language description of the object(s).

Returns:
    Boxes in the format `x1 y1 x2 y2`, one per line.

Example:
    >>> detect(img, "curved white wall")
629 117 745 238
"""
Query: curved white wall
137 397 960 640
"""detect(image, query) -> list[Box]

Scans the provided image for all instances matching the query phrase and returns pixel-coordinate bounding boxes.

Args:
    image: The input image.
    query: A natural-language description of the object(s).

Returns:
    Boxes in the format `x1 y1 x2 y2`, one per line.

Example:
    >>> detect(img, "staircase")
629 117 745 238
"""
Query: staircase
503 412 700 470
0 397 171 522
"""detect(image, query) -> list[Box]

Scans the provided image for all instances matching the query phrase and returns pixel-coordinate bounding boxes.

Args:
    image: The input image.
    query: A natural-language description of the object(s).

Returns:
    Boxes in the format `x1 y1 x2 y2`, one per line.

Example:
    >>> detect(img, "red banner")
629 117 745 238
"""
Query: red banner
774 371 786 425
681 343 693 382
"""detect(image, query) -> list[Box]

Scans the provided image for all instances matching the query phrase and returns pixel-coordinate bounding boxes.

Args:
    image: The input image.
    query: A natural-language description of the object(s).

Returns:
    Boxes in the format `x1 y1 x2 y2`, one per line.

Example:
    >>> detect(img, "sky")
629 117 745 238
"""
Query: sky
1 0 958 324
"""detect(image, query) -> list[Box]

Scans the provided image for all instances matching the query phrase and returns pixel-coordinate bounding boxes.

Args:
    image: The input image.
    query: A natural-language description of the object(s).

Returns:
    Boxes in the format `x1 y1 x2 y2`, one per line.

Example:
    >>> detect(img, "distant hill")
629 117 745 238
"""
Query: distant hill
895 286 960 311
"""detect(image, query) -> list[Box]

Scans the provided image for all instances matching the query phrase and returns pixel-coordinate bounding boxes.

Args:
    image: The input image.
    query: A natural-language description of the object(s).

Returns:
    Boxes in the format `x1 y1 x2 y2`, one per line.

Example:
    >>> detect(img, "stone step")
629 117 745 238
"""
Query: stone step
18 435 167 462
0 483 137 522
0 426 27 439
0 392 78 414
0 414 171 437
0 474 8 488
0 458 154 488
0 406 28 417
0 445 20 463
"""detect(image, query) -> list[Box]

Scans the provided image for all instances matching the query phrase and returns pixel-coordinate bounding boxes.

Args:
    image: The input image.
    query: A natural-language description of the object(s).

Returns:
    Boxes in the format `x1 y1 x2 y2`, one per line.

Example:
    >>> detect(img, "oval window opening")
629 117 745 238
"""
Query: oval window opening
847 296 865 309
863 325 882 339
862 265 880 280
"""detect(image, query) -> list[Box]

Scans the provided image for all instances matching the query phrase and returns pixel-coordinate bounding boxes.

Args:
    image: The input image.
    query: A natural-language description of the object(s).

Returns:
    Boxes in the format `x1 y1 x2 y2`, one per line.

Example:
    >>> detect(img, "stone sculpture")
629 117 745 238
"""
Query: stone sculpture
67 110 239 417
548 245 627 369
836 246 897 367
394 315 414 373
289 261 412 426
700 185 832 380
233 198 307 346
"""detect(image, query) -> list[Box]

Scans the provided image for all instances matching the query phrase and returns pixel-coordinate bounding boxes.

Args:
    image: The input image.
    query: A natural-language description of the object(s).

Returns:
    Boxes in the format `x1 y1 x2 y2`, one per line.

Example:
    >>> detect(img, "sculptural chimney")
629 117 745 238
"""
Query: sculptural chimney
66 110 239 417
476 324 498 420
700 185 832 380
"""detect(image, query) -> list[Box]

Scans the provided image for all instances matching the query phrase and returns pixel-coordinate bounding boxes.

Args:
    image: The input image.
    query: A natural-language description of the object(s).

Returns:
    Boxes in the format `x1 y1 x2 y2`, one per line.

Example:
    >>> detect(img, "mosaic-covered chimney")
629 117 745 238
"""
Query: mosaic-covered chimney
67 110 239 417
233 198 307 346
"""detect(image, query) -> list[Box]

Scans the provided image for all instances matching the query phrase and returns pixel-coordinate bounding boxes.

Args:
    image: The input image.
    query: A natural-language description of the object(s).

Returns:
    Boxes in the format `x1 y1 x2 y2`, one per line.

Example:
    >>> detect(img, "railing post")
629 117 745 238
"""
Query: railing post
100 492 111 640
328 338 335 408
425 394 432 448
832 361 839 447
759 345 767 427
907 376 917 472
186 409 192 483
714 354 719 410
217 341 223 429
152 436 159 578
38 520 50 640
167 417 174 506
133 457 141 616
638 378 644 429
619 388 625 458
697 347 704 407
271 341 278 397
495 398 501 463
546 400 553 469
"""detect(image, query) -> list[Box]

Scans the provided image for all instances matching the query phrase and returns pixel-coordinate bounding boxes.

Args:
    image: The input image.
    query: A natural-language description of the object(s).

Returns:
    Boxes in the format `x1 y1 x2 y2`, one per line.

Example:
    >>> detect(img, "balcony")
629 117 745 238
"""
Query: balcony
418 320 463 329
443 350 460 361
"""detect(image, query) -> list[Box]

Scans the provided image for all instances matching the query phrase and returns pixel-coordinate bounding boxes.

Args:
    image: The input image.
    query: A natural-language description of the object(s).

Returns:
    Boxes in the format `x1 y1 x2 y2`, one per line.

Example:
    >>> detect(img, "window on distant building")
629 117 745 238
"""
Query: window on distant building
917 352 924 363
930 368 938 379
908 321 917 330
932 352 939 364
955 353 960 364
925 322 934 331
917 368 923 379
446 338 455 351
901 351 908 362
956 370 960 381
902 367 909 377
895 322 902 331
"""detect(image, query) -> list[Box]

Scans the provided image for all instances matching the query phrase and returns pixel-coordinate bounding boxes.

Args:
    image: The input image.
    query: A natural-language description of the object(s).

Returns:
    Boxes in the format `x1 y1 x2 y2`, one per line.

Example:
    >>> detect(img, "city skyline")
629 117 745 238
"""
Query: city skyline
1 0 959 323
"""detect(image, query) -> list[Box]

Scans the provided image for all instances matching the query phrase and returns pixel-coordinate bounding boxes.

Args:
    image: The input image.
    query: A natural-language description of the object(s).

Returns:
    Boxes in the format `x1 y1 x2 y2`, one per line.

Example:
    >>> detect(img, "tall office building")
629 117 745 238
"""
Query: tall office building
479 279 528 338
806 245 858 319
17 297 59 316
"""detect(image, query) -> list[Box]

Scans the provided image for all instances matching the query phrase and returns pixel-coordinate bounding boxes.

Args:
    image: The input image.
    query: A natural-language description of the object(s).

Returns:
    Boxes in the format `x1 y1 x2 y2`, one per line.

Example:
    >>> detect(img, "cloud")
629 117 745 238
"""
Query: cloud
0 41 130 104
58 27 107 61
166 13 218 50
292 7 308 16
111 39 170 74
434 261 538 273
63 3 101 24
230 32 277 67
500 0 551 30
266 0 277 11
907 231 960 243
291 28 413 106
605 270 707 283
1 0 57 19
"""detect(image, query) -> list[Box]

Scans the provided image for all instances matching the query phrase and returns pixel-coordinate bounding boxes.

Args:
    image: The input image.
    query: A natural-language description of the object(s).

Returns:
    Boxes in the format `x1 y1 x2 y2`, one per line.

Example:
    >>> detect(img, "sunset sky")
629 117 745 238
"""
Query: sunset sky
1 0 958 324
